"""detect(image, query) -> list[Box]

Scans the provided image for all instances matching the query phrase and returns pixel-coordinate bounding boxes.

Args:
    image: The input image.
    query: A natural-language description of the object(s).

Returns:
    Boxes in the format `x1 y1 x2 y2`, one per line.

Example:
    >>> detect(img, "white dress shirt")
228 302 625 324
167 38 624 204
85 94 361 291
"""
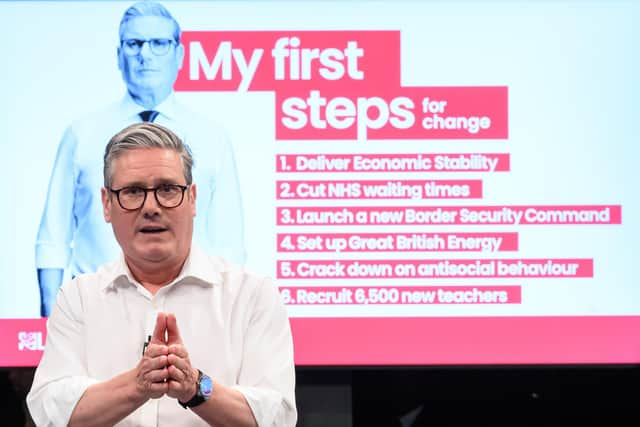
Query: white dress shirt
27 245 297 427
36 92 246 277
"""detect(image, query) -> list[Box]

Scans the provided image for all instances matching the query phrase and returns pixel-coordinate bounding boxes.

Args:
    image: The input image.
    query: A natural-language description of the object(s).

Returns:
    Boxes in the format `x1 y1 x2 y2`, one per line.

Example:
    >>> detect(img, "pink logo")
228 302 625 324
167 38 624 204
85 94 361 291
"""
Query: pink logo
18 331 45 351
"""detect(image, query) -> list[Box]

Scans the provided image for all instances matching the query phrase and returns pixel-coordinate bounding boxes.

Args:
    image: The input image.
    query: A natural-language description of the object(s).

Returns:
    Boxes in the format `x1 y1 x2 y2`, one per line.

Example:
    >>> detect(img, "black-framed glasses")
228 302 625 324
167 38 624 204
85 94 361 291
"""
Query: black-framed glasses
121 38 176 56
109 184 189 211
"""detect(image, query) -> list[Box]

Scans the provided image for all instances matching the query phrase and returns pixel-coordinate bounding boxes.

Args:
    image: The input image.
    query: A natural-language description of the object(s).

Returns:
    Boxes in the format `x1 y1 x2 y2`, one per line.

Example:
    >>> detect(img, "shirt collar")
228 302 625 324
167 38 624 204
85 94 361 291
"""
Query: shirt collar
119 91 179 123
100 244 225 292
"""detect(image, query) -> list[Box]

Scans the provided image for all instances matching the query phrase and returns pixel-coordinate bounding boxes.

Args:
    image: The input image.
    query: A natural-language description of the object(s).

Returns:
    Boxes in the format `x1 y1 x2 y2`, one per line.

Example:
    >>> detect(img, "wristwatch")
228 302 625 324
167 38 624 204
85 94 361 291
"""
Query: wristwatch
179 369 213 409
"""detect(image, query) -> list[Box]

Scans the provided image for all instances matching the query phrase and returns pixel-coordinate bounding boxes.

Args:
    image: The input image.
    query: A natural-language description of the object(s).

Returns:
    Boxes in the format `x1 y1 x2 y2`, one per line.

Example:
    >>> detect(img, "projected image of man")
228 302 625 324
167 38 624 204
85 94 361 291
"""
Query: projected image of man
35 0 246 317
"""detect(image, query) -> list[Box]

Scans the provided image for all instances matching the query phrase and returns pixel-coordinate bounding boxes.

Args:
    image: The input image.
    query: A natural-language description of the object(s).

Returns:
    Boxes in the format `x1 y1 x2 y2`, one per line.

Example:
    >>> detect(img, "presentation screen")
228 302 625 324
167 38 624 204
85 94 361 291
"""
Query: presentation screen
1 0 638 367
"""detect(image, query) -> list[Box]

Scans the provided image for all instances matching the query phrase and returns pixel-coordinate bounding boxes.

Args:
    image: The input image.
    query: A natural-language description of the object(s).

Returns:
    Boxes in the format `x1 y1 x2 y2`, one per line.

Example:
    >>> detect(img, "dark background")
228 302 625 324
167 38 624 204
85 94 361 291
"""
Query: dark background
3 365 638 426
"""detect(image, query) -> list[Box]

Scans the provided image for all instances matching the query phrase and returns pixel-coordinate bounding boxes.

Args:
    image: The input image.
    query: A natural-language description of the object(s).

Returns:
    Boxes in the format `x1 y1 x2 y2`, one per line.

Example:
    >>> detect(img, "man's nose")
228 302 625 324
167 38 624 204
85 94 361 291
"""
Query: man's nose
141 190 161 215
139 41 154 59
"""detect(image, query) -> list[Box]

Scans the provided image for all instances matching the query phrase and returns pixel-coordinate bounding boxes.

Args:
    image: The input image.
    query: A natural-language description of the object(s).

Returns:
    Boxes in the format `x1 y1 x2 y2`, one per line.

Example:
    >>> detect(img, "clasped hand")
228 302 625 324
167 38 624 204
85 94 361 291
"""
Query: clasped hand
135 312 197 403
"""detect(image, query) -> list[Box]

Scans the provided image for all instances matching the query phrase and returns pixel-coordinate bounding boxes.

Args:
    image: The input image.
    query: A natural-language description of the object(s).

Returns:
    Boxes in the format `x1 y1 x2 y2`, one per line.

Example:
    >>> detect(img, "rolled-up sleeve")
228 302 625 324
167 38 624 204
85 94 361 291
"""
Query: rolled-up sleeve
35 126 78 270
204 130 246 265
27 281 97 427
233 278 297 427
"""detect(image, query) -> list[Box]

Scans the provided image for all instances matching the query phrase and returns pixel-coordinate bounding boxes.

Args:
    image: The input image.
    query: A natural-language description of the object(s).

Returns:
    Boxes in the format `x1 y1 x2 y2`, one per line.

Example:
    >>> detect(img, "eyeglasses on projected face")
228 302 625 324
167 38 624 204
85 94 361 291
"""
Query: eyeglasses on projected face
108 184 189 210
120 38 177 56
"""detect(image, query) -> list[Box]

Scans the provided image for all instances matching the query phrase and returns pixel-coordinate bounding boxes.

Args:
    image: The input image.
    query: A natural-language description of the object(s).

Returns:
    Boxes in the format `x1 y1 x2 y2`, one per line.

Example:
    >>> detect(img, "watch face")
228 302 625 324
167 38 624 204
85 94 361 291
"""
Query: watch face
199 375 213 398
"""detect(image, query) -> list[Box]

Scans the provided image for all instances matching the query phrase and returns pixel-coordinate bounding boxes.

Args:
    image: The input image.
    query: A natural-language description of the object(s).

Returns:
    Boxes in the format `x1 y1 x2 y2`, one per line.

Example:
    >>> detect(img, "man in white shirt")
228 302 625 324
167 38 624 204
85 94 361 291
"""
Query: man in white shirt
27 122 297 426
36 0 246 316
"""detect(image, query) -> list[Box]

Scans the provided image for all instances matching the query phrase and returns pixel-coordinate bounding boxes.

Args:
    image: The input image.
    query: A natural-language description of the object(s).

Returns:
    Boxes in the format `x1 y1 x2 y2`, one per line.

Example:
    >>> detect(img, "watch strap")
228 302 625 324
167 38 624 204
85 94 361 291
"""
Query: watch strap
179 369 207 409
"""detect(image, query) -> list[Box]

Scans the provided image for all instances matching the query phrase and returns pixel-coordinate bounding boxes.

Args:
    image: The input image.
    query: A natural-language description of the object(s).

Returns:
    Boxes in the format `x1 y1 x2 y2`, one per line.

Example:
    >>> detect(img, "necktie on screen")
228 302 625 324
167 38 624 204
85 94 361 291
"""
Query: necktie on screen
139 110 159 122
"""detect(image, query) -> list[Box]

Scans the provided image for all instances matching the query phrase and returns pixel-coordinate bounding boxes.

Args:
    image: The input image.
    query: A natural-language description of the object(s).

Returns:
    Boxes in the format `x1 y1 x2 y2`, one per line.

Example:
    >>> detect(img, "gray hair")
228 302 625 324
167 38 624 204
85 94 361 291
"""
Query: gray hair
119 0 181 43
103 122 194 188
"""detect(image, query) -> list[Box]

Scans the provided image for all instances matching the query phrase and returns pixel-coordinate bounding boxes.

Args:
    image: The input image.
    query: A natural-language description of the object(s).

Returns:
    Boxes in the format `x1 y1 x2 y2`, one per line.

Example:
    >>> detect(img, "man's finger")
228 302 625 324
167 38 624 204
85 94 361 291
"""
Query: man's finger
168 344 188 358
144 354 168 371
145 366 170 384
167 364 187 382
147 381 169 397
166 313 183 345
150 312 167 344
144 342 169 358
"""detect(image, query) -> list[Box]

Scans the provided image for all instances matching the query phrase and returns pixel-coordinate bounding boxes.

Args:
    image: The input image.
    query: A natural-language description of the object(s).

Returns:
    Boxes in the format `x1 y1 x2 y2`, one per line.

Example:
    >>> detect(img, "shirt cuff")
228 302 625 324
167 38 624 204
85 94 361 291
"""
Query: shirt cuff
35 242 70 269
27 376 99 427
232 385 295 427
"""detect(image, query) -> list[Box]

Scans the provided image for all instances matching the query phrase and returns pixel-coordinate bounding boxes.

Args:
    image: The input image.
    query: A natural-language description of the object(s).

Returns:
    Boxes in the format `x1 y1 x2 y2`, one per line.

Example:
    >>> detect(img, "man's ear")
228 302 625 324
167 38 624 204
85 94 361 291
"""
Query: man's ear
176 43 185 70
189 183 197 217
101 187 112 223
117 46 124 71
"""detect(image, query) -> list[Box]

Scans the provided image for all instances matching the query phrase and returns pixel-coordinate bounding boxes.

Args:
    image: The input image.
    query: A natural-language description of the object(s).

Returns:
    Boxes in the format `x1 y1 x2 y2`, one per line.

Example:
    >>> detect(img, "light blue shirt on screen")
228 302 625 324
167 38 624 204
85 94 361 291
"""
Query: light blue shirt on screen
35 92 246 277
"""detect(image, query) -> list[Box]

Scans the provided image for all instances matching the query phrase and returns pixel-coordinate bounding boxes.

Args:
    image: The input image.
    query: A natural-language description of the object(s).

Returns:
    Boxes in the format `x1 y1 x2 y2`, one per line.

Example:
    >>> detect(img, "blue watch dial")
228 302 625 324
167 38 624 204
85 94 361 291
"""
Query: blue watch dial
200 374 213 398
